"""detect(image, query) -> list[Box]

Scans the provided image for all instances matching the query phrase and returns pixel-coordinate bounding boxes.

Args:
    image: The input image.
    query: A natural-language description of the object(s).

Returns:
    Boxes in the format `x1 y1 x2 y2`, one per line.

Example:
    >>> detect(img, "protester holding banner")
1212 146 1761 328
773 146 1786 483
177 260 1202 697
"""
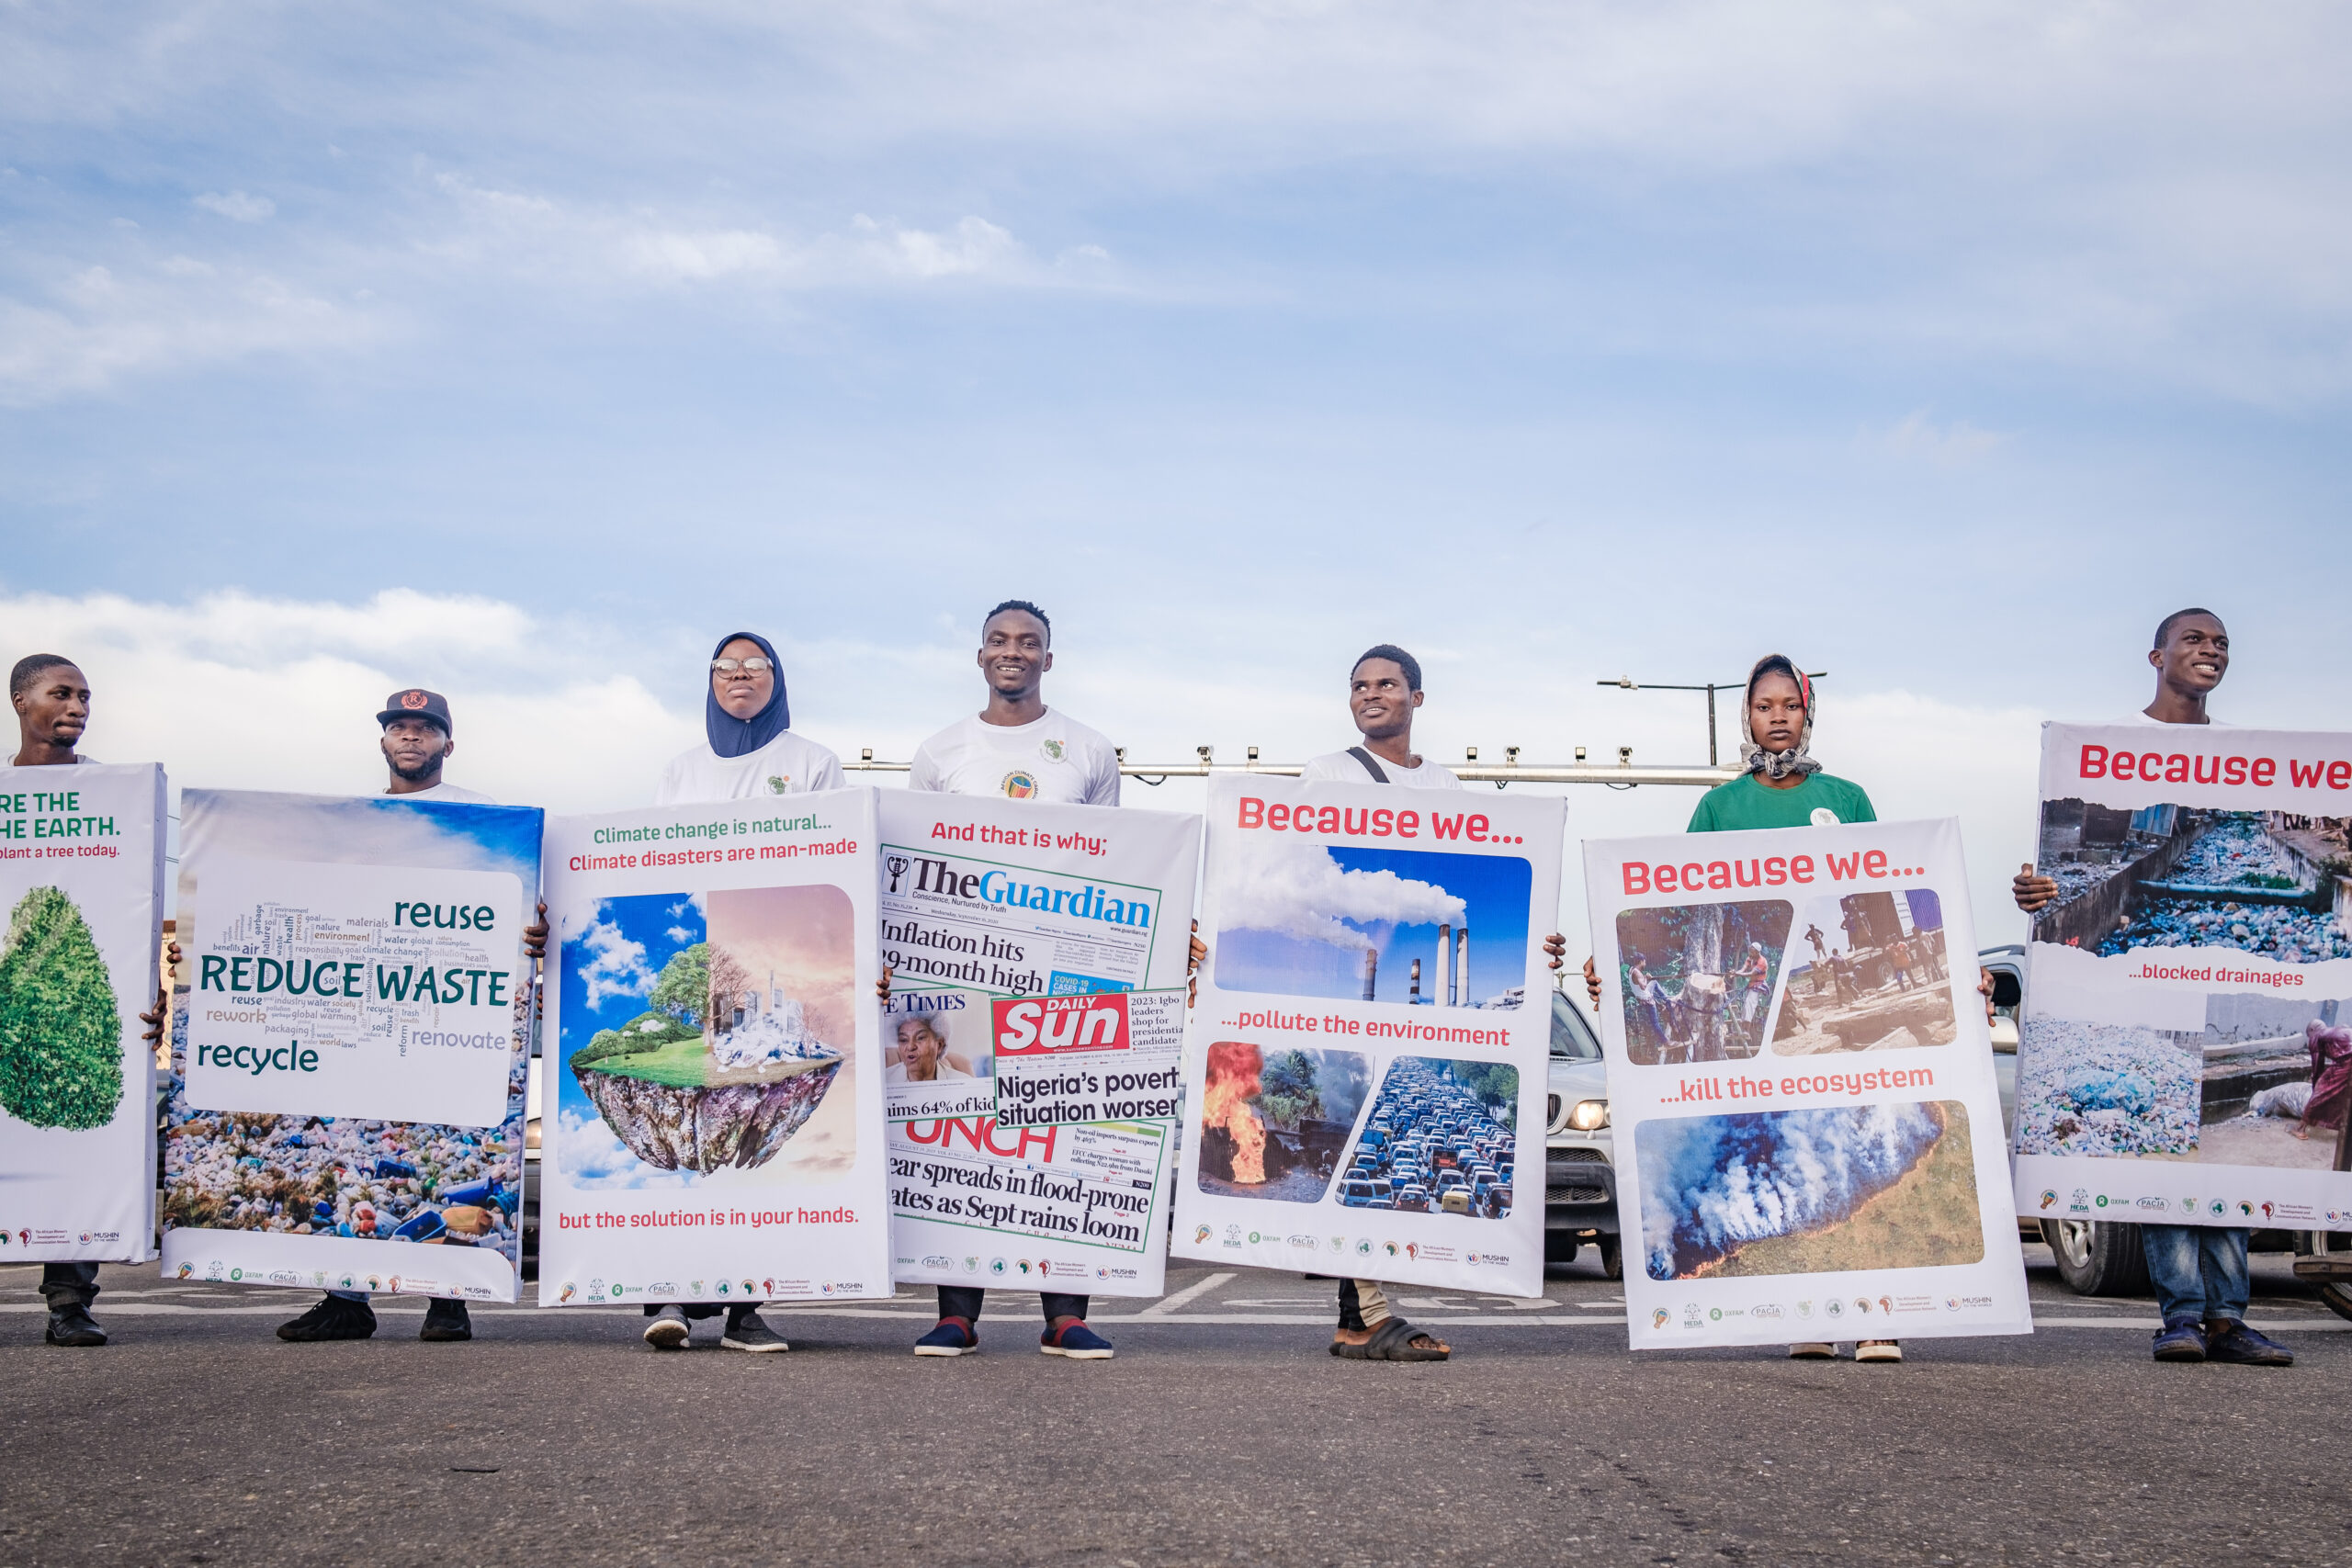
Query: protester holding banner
635 634 843 1353
1585 655 1915 1362
7 653 172 1348
2009 609 2293 1369
267 687 547 1346
904 600 1120 1360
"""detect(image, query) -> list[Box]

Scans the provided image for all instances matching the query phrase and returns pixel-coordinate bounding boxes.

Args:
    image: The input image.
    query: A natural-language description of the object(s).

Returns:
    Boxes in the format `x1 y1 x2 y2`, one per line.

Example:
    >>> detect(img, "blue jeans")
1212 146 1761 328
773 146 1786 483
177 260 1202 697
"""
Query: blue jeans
2143 1224 2250 1325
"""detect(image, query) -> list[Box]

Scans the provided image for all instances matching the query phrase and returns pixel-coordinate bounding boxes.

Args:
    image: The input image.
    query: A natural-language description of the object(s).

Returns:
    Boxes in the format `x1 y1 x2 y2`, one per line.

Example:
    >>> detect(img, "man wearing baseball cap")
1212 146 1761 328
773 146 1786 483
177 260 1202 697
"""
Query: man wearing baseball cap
274 687 542 1343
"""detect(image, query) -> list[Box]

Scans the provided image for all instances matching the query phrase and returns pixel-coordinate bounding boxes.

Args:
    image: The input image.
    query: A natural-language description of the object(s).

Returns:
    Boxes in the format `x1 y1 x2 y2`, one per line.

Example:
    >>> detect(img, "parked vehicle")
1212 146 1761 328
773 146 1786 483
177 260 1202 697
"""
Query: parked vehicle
1544 986 1622 1279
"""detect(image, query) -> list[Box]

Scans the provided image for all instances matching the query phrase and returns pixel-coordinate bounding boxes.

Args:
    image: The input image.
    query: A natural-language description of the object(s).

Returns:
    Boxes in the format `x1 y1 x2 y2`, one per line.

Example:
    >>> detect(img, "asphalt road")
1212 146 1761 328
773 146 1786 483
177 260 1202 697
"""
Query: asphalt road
6 1247 2347 1568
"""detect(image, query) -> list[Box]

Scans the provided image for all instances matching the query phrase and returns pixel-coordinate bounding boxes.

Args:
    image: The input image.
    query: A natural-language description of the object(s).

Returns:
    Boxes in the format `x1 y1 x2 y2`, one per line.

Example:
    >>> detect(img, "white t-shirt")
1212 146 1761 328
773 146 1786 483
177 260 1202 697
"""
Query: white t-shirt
655 730 845 807
2117 710 2229 727
907 710 1120 805
389 780 494 803
1299 748 1464 789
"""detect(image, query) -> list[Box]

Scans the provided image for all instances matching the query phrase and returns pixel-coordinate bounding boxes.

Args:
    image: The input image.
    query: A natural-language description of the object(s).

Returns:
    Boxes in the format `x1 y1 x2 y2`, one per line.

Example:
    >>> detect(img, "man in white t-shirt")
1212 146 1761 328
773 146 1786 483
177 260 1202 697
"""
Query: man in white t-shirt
907 602 1120 806
276 687 544 1347
2011 607 2291 1369
906 600 1119 1359
8 653 173 1349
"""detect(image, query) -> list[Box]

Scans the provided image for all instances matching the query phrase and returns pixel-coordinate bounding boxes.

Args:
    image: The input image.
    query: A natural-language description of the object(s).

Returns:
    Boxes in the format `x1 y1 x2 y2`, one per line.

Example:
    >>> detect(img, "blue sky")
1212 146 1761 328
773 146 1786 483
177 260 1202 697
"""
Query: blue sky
1217 843 1532 1005
557 891 703 1122
7 3 2350 961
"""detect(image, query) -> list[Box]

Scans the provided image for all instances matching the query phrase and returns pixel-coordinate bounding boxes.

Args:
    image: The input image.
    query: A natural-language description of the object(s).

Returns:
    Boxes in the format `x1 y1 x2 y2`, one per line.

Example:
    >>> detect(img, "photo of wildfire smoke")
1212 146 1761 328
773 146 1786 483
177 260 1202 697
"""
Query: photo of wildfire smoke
1635 1101 1983 1280
1613 901 1791 1065
1771 889 1956 1055
1213 839 1532 1008
1195 1041 1370 1203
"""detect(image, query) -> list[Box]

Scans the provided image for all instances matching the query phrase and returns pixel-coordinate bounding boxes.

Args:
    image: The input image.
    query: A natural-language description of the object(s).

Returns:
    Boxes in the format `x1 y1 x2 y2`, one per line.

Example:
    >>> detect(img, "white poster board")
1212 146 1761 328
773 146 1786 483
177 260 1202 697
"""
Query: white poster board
2017 724 2352 1229
1171 774 1558 1297
1585 817 2030 1348
538 787 891 1306
877 793 1198 1297
0 762 165 1263
164 790 541 1302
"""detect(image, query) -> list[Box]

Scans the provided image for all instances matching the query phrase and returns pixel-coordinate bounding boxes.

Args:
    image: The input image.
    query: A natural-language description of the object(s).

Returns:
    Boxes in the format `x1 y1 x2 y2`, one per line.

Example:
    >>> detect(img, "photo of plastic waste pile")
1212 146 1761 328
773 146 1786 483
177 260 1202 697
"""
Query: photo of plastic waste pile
162 999 526 1256
2014 1020 2200 1157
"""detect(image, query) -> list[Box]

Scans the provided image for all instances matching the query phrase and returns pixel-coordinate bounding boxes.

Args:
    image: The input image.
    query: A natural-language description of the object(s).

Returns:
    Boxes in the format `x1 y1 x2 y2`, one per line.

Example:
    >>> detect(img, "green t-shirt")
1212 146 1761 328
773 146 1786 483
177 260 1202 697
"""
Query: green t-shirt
1686 771 1877 834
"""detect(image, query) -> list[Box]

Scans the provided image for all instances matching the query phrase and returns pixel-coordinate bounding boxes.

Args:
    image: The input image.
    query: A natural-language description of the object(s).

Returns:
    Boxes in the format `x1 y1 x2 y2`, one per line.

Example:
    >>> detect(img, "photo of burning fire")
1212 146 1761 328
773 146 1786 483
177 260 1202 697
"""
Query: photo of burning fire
1195 1041 1370 1203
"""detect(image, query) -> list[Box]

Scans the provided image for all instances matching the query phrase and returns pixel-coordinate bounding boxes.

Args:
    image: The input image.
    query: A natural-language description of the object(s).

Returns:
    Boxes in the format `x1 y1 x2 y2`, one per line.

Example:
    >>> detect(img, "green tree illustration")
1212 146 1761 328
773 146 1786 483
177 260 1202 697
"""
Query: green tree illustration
0 886 126 1130
646 942 710 1027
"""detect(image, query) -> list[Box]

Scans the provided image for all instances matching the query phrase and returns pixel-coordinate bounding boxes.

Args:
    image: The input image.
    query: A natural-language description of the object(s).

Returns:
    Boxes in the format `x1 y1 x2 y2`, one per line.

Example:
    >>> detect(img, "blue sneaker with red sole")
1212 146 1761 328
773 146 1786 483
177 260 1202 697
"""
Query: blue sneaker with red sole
914 1316 978 1357
1041 1320 1114 1359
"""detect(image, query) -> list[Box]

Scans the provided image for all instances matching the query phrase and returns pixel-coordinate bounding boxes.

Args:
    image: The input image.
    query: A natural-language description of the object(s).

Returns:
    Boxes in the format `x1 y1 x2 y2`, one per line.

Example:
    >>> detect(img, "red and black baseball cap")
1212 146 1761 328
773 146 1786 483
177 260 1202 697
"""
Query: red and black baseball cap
376 688 454 735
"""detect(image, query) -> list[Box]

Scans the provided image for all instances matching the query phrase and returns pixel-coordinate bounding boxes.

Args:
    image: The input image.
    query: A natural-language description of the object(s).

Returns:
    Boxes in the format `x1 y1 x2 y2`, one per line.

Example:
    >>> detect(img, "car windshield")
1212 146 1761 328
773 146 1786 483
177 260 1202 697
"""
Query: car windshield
1549 989 1603 1061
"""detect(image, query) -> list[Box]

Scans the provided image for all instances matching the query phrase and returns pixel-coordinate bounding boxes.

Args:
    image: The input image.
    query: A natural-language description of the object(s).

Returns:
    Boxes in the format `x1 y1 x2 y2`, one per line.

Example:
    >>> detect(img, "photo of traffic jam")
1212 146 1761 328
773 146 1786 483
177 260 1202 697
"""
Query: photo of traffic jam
1333 1056 1517 1219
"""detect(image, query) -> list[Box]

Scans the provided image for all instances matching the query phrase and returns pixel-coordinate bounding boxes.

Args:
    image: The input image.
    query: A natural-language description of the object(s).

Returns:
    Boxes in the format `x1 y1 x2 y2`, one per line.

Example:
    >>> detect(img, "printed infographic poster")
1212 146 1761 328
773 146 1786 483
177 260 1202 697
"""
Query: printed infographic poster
878 793 1199 1297
0 762 165 1263
163 790 542 1302
539 788 890 1306
2017 724 2352 1230
1587 818 2030 1349
1170 775 1559 1297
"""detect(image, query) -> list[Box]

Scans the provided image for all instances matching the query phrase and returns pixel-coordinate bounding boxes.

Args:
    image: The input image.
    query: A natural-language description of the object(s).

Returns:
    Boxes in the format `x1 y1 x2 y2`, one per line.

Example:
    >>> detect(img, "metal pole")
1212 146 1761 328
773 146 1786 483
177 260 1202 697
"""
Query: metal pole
1706 684 1717 768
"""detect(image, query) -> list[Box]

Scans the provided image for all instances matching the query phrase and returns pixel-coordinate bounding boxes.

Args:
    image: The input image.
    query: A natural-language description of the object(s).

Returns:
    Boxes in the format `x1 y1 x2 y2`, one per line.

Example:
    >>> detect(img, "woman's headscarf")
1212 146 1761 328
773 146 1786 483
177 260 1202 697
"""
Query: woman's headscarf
1738 653 1821 781
705 631 791 759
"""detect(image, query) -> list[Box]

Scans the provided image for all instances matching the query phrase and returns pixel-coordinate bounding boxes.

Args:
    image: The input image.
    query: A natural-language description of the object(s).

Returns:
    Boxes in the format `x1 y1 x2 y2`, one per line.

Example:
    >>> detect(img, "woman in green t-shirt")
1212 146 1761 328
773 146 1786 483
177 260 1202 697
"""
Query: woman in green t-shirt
1687 656 1875 831
1587 654 1902 1362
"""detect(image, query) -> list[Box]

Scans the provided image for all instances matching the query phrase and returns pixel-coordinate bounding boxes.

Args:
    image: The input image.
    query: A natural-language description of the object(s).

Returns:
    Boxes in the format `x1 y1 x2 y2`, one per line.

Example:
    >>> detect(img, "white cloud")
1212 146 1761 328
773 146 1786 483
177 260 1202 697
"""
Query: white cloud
574 917 656 1010
193 190 274 222
1219 833 1465 951
0 256 375 404
0 588 698 810
1877 410 2008 467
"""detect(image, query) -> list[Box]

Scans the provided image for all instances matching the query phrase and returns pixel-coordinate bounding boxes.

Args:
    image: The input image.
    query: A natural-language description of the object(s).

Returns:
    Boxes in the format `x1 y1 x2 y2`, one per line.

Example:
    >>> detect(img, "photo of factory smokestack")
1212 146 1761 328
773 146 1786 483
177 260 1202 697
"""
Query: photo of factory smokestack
1210 838 1534 1009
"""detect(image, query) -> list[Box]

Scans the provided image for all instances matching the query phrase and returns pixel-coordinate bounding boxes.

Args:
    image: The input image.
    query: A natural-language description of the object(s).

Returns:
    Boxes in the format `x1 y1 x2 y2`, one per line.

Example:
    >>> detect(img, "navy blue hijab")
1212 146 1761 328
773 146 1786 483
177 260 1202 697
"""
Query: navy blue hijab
706 632 791 759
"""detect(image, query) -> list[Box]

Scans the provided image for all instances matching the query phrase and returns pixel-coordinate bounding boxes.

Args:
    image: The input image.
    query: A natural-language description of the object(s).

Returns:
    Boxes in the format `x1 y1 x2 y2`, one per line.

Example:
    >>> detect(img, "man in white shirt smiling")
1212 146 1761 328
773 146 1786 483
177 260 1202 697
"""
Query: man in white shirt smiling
905 600 1119 1359
2012 607 2292 1369
907 601 1120 806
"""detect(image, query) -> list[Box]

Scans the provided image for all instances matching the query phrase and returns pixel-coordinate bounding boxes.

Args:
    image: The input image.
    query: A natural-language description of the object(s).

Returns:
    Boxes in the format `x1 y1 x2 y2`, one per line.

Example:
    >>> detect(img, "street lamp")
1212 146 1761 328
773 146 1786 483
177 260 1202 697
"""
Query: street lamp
1600 673 1827 766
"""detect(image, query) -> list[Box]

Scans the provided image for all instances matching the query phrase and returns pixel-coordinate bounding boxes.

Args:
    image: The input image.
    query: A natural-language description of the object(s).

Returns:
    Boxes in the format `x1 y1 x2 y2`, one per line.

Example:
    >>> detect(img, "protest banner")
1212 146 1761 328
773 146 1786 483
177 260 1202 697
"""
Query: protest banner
1171 775 1558 1296
539 788 889 1306
879 792 1198 1297
2016 724 2352 1229
0 762 165 1263
163 790 541 1301
1586 818 2030 1348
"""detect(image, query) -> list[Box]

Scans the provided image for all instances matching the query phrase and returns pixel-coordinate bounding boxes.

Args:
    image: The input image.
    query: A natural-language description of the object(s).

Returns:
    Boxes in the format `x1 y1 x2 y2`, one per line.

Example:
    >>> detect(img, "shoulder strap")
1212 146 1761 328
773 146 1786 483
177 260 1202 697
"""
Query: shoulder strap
1347 746 1390 784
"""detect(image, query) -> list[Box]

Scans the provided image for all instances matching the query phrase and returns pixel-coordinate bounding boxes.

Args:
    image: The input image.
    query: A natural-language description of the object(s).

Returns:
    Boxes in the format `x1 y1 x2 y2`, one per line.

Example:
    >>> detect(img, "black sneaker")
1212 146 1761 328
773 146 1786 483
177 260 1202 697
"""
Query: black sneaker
277 1294 378 1342
44 1305 107 1348
2205 1320 2294 1367
420 1298 473 1342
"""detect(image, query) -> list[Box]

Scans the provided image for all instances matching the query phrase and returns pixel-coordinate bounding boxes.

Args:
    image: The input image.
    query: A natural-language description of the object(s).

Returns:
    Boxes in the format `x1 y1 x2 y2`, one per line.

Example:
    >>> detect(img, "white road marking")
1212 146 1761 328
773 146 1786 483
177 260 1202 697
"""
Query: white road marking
1133 1271 1238 1316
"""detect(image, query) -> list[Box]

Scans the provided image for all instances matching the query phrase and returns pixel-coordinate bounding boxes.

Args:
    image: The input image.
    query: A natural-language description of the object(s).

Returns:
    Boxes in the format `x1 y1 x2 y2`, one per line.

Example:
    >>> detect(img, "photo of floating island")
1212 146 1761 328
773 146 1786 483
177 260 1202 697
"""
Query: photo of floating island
560 886 855 1181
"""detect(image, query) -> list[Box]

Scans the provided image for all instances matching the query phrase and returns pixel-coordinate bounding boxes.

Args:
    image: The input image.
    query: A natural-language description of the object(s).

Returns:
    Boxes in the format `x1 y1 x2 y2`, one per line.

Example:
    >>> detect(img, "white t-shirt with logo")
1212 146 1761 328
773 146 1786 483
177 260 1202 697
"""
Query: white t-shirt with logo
907 710 1121 805
390 780 495 803
1298 749 1464 790
655 730 846 807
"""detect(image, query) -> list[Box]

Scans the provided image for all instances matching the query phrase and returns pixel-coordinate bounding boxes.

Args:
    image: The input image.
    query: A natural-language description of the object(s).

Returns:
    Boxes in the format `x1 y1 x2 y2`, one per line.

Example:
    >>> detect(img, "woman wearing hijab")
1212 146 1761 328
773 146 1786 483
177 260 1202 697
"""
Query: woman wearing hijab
655 632 844 805
639 633 842 1353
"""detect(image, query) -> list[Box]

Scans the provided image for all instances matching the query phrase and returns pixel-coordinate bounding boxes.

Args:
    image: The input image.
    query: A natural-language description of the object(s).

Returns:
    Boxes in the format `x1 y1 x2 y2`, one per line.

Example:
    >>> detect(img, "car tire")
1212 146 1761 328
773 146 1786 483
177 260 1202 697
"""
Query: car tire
2041 1219 2149 1296
1597 1236 1623 1281
1544 1233 1579 1267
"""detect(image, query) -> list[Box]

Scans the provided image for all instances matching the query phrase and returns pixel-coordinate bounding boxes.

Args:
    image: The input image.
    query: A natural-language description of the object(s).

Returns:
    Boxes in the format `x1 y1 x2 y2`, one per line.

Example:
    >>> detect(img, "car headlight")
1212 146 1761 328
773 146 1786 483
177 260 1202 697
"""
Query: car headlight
1568 1100 1610 1132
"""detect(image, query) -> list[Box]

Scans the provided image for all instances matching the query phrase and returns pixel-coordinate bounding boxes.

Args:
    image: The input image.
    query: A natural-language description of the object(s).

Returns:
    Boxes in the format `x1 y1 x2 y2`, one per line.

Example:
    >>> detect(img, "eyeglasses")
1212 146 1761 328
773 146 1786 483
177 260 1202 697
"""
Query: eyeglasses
711 658 775 674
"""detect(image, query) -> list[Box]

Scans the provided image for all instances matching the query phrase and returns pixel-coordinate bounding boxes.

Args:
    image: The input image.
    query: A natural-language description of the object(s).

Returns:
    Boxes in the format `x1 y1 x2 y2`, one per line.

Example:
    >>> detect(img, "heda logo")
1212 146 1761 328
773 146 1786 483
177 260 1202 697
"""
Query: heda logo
993 994 1129 1056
